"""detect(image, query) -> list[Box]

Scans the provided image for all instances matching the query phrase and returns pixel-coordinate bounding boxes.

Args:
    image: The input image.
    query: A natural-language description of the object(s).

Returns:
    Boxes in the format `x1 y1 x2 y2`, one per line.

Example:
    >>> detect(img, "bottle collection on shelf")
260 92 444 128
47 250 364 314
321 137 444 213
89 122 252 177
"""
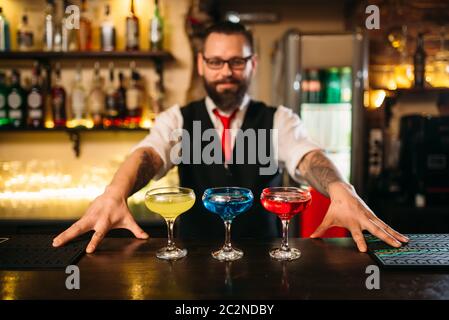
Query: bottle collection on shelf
0 61 160 130
0 0 164 53
301 67 353 104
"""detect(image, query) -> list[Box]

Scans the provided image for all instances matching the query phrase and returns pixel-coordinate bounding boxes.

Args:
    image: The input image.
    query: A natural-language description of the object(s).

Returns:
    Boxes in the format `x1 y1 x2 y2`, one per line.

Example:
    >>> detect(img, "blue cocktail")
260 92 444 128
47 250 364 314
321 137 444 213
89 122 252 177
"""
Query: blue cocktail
202 187 254 261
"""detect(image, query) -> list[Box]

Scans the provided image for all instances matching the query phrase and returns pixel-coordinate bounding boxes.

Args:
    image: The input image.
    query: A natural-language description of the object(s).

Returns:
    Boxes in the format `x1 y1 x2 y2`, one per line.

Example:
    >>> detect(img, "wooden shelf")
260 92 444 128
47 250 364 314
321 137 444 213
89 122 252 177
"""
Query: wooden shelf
0 127 149 132
0 50 174 61
0 127 150 157
370 86 449 94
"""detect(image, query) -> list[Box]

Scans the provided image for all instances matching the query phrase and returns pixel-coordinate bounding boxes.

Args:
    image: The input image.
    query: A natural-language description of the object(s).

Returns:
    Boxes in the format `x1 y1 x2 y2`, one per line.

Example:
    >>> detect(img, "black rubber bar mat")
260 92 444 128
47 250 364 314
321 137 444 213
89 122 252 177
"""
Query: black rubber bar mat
0 234 88 270
366 234 449 269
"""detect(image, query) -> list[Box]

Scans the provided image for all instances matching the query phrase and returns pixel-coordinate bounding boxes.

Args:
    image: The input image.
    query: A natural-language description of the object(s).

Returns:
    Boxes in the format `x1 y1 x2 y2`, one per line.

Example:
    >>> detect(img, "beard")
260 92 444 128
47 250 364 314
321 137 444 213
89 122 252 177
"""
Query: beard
202 76 250 111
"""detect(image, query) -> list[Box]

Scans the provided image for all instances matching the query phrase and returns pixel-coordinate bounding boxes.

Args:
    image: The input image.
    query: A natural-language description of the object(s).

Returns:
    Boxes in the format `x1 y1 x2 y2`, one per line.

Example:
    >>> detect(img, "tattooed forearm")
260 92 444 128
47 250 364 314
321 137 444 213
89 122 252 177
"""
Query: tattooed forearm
129 150 161 196
298 150 345 197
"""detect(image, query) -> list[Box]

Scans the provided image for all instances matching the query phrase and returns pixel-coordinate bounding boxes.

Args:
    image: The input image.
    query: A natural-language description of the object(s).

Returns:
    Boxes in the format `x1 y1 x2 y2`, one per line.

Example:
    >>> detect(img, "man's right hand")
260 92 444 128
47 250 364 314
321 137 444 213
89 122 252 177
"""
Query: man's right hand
52 191 149 253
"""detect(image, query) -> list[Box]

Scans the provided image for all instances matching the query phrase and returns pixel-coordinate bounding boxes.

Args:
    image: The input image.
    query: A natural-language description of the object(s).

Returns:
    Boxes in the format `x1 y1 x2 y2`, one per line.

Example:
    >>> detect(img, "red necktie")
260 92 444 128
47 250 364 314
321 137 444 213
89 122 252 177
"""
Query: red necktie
213 108 238 162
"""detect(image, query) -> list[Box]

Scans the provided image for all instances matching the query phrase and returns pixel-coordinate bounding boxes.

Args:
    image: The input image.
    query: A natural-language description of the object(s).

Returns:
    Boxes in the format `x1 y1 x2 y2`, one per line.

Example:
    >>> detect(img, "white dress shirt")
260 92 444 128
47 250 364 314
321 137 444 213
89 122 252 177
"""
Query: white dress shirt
131 94 321 181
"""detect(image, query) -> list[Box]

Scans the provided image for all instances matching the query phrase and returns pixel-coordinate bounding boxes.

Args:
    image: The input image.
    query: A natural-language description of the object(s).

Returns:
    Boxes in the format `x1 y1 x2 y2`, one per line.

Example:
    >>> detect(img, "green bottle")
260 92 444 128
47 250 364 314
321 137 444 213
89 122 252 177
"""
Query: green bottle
308 69 322 103
325 67 341 104
0 6 11 51
7 70 27 128
0 71 9 127
149 0 164 51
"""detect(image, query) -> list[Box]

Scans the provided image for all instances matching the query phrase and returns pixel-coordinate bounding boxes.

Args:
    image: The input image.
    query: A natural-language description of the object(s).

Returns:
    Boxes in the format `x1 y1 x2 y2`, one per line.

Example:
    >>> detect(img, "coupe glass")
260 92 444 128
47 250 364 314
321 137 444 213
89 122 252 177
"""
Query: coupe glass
145 187 195 260
260 187 311 261
202 187 253 261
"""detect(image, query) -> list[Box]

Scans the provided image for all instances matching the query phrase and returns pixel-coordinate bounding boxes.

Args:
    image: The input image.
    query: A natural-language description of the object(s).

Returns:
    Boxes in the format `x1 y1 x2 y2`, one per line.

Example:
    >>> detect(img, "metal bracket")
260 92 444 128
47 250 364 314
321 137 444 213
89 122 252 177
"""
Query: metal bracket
67 130 81 158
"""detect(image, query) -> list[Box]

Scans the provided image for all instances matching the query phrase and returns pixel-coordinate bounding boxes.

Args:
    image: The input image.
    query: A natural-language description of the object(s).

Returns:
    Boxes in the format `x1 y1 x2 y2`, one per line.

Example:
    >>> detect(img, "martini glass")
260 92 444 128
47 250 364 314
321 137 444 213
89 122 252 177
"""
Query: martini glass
145 187 195 260
260 187 311 261
202 187 253 261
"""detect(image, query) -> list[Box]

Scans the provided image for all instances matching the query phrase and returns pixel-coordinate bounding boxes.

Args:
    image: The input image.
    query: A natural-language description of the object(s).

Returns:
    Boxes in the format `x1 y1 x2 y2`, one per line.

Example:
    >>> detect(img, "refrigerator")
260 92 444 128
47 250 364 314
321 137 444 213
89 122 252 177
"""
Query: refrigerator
271 30 369 237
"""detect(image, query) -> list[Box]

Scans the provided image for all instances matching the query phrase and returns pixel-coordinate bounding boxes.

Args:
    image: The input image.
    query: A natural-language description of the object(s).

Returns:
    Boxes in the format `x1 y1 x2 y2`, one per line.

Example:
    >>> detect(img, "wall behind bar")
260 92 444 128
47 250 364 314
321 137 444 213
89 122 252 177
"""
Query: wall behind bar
0 0 193 108
0 0 192 221
0 0 349 221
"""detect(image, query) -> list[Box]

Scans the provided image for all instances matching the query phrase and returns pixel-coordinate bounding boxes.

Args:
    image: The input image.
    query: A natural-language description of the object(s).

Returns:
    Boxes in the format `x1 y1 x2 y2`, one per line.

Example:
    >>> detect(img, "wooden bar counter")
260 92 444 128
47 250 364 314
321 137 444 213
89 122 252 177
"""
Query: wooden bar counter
1 238 449 300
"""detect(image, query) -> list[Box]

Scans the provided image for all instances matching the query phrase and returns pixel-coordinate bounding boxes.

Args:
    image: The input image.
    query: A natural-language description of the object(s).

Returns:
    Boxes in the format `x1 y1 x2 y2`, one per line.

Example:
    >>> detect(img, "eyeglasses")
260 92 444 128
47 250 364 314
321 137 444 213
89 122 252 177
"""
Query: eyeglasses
202 55 252 70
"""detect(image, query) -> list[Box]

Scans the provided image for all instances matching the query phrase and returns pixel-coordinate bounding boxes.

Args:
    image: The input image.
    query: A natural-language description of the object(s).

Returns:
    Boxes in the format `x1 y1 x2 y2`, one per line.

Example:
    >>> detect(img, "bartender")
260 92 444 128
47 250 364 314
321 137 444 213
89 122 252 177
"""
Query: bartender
53 22 408 253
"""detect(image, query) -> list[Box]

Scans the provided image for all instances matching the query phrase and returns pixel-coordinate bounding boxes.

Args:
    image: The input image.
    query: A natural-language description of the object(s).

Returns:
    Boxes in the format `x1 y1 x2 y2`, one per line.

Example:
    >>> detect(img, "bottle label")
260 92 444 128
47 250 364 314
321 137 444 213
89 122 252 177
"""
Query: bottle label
88 91 104 113
301 80 310 91
150 19 162 44
9 109 22 119
8 92 21 109
72 89 86 118
53 95 63 121
29 109 42 119
0 94 5 109
53 94 64 110
105 94 118 117
341 89 351 102
27 91 42 108
309 80 321 92
106 94 115 109
126 88 140 110
18 32 33 48
126 20 138 48
101 26 115 51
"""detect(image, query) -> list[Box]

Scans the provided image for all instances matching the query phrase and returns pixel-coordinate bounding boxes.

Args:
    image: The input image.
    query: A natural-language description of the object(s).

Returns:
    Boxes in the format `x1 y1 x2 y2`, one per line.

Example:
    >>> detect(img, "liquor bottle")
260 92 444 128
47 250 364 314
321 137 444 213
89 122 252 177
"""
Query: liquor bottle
340 67 352 103
413 33 426 88
0 7 11 51
126 0 139 51
17 13 34 51
27 62 45 128
53 24 62 52
51 63 66 128
78 0 92 51
52 0 63 52
325 67 341 104
149 0 163 51
116 72 127 127
0 71 9 127
100 4 116 52
126 63 142 127
88 62 105 128
308 69 322 103
61 0 75 51
61 14 69 51
71 65 88 127
7 70 27 128
43 0 55 51
103 63 119 128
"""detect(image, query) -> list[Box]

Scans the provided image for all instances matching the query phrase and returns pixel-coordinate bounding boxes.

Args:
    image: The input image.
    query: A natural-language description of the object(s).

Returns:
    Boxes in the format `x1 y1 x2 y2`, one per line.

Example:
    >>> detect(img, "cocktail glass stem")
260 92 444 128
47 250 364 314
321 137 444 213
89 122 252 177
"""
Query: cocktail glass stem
223 220 233 252
281 219 290 252
165 219 176 251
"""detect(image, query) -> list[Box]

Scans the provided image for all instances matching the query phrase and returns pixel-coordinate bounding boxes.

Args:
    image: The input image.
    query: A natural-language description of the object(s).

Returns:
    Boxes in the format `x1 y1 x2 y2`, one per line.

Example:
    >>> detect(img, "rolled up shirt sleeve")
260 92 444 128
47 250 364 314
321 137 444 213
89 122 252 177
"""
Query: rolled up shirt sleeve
274 106 322 180
130 105 183 180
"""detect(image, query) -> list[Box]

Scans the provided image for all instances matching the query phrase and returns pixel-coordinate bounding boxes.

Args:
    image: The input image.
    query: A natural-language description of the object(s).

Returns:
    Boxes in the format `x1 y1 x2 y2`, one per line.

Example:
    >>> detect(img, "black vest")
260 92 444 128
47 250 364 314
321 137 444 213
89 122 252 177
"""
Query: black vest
177 99 282 239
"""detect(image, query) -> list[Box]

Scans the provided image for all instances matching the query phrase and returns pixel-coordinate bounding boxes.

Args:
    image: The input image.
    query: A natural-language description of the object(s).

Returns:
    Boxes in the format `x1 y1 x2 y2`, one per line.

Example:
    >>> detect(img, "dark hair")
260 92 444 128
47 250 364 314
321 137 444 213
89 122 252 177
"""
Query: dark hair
203 21 254 53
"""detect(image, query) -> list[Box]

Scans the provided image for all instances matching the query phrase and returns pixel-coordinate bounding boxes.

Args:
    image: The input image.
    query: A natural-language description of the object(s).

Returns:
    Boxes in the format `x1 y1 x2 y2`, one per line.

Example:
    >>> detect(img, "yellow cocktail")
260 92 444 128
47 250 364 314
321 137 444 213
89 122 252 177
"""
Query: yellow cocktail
145 192 195 220
145 187 195 260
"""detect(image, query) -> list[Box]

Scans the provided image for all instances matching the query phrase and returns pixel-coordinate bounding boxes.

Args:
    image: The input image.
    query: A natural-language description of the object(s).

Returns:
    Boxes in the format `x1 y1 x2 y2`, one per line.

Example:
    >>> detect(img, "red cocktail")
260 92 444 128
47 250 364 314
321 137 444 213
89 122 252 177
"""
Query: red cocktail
261 187 311 261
